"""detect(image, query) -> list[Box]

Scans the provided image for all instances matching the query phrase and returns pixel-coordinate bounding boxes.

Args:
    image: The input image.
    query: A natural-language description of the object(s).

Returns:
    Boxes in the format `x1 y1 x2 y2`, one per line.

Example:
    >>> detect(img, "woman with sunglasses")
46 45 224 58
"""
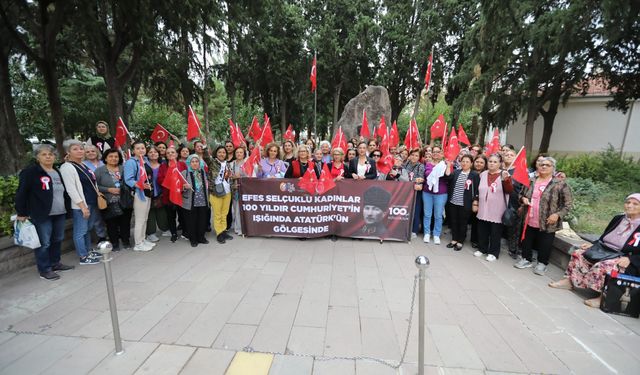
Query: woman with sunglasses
514 156 573 275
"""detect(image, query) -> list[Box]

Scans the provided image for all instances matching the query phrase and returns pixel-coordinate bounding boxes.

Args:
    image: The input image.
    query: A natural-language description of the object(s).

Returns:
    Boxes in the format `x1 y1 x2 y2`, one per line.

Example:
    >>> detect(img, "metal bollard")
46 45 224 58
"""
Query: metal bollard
415 255 429 375
96 241 124 355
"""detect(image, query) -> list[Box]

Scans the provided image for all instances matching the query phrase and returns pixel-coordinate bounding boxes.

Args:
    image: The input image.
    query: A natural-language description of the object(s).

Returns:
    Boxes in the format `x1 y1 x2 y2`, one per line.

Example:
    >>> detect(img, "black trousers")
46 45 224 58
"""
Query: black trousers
226 198 233 230
105 209 132 248
521 226 556 265
469 214 479 244
477 219 504 257
164 204 179 236
185 206 208 244
448 204 471 243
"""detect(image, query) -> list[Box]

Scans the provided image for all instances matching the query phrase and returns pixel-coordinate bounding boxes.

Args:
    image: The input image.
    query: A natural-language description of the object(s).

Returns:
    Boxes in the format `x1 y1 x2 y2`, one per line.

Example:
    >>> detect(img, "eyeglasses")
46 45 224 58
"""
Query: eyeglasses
372 154 382 158
538 163 552 168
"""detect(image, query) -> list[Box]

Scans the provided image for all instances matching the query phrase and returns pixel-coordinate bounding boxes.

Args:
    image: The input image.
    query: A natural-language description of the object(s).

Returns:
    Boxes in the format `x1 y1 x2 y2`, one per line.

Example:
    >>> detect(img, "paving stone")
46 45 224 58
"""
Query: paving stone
330 273 358 307
358 289 390 319
117 291 183 341
179 347 235 375
181 271 234 303
466 290 512 315
45 307 104 335
312 358 355 375
213 323 257 351
324 306 361 357
567 331 639 375
89 341 159 375
251 294 300 352
0 332 15 346
294 297 329 328
0 333 49 370
73 310 136 338
268 354 313 375
142 302 206 344
355 359 397 375
44 337 114 375
356 266 383 290
360 317 400 360
287 326 325 355
133 344 195 375
262 262 288 276
429 324 484 369
553 350 615 375
0 335 81 374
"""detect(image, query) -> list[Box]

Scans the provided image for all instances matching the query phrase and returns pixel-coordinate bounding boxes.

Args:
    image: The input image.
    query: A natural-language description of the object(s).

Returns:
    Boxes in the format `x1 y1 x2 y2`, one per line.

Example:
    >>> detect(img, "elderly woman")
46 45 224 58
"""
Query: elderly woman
157 146 187 242
181 154 210 247
60 140 103 265
15 144 74 279
514 156 573 275
257 143 286 178
347 142 377 180
95 149 131 251
549 193 640 308
202 145 233 244
83 144 104 172
319 140 332 163
326 147 347 181
124 140 155 252
285 145 319 178
422 146 452 245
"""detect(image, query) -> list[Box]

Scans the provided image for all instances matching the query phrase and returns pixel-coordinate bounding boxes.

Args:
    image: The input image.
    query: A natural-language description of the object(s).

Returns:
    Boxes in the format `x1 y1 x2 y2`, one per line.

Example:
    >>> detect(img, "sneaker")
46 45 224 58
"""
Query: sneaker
180 235 189 241
146 234 160 242
514 259 533 269
88 251 103 259
161 231 172 237
508 251 518 260
122 243 132 250
533 263 547 276
170 234 178 243
222 232 233 240
39 271 60 280
217 234 226 244
411 232 417 239
486 254 497 262
423 234 431 243
433 236 441 245
52 263 74 272
79 257 100 265
133 243 154 252
143 240 157 247
473 250 483 257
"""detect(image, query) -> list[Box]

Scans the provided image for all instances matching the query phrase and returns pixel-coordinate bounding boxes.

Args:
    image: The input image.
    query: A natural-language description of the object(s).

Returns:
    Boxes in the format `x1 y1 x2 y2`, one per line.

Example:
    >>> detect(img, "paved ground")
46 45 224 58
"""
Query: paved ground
0 233 639 375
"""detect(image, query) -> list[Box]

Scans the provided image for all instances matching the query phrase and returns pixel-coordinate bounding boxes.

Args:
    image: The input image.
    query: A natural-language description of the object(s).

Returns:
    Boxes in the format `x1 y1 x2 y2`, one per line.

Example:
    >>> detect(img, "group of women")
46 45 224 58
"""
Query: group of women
13 121 640 311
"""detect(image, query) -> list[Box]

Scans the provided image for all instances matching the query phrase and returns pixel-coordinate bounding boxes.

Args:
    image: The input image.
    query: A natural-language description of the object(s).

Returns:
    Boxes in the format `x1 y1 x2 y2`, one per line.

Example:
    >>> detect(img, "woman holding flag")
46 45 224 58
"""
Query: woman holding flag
514 156 573 275
181 154 210 247
124 140 156 252
158 146 187 242
202 145 233 244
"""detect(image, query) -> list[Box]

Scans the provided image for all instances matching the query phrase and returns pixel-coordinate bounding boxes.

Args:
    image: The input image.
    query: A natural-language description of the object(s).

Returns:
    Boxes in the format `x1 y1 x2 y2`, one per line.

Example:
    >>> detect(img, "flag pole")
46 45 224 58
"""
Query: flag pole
508 146 525 171
313 52 317 143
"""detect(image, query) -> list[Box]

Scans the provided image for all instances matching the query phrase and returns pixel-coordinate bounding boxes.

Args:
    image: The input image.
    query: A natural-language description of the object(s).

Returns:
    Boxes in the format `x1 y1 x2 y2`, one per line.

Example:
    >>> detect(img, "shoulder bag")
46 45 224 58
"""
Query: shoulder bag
583 241 622 264
501 176 517 226
72 162 107 210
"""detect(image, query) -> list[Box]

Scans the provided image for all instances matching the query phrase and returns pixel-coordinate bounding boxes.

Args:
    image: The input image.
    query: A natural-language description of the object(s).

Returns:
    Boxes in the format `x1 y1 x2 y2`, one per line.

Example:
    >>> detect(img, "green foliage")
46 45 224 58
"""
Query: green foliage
0 176 19 237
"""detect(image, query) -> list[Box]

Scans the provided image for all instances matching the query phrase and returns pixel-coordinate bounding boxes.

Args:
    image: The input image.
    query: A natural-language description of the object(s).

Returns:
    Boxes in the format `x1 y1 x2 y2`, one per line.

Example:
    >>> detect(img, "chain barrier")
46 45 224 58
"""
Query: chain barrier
241 273 419 370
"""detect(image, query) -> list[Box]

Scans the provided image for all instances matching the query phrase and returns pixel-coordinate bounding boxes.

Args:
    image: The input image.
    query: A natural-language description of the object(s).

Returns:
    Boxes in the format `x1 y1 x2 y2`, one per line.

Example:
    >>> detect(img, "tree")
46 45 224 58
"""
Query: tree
1 0 72 156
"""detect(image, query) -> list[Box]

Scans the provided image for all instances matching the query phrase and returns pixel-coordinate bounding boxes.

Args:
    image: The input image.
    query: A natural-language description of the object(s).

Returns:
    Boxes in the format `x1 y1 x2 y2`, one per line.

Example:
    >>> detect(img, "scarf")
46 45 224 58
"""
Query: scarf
426 161 446 193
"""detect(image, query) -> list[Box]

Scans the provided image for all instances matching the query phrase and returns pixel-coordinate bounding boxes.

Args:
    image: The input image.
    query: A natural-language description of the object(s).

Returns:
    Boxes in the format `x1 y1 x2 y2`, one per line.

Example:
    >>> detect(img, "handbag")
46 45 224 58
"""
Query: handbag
600 270 640 318
13 219 41 249
214 183 226 197
501 192 517 227
72 162 107 209
120 183 134 209
583 241 622 264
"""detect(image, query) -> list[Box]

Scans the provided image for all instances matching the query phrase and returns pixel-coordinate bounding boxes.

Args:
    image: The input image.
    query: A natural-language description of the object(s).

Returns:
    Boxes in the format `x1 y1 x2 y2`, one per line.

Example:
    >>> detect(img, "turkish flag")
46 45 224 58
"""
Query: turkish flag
310 55 317 92
187 106 202 141
169 168 184 206
430 114 445 139
376 115 387 139
390 121 399 148
486 128 501 155
360 109 370 139
457 124 470 145
115 117 129 149
404 118 420 150
444 127 460 161
376 133 393 175
283 124 295 142
316 164 337 195
248 116 262 140
236 123 246 145
512 147 530 188
258 114 274 145
298 164 319 195
136 157 148 190
150 123 170 143
228 119 244 147
241 144 260 177
424 53 433 92
331 126 347 152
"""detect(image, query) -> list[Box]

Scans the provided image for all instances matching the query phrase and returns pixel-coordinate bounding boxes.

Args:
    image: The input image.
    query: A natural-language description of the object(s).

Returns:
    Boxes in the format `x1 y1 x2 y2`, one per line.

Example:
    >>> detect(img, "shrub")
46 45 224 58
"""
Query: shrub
557 146 640 191
0 176 19 237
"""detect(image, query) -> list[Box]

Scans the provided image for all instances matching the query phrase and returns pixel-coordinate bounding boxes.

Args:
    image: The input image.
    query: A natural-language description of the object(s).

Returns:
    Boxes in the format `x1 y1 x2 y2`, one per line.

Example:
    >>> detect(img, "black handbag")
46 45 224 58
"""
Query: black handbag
583 241 622 264
600 270 640 318
120 184 134 208
501 193 517 227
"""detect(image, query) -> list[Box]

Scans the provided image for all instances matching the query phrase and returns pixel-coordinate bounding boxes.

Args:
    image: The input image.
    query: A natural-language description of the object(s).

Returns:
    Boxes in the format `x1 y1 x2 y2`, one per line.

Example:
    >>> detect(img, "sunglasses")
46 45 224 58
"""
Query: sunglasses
372 154 382 158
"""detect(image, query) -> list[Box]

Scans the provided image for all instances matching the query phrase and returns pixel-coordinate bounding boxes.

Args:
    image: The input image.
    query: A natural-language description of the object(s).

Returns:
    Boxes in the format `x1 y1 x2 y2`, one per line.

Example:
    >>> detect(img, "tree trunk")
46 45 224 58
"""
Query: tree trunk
411 88 421 118
333 82 342 134
471 114 479 144
477 119 487 146
0 51 25 174
40 60 66 156
280 85 287 138
524 92 537 153
538 94 560 153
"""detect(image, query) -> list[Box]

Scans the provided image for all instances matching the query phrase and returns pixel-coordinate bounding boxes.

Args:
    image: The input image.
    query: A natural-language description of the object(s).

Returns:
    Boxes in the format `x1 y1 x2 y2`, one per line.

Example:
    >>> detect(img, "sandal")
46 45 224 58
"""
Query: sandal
446 242 457 248
454 243 463 251
584 297 601 308
548 279 573 290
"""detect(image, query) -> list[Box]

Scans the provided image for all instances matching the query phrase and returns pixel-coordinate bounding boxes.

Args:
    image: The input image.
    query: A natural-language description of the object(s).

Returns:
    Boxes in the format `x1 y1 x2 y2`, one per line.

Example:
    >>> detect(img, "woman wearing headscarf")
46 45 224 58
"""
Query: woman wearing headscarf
549 193 639 308
15 144 73 279
86 120 116 153
514 156 573 275
181 154 210 247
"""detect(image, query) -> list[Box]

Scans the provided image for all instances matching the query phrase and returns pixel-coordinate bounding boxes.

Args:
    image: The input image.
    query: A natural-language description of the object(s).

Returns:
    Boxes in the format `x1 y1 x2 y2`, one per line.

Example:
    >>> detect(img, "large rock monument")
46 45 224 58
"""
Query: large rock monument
333 86 392 139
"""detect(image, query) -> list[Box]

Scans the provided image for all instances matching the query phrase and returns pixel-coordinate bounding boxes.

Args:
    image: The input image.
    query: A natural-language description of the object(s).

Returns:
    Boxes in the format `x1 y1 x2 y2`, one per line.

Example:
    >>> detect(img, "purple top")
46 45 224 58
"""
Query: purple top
257 158 286 178
603 216 640 251
424 162 448 194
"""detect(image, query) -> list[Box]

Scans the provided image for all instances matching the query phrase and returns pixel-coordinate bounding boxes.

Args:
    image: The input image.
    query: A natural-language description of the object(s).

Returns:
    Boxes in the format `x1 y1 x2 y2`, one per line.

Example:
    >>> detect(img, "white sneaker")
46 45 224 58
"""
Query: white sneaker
411 232 417 239
133 243 153 252
433 236 441 245
486 254 497 262
143 240 156 247
423 234 431 243
161 231 172 237
146 234 160 242
473 250 483 257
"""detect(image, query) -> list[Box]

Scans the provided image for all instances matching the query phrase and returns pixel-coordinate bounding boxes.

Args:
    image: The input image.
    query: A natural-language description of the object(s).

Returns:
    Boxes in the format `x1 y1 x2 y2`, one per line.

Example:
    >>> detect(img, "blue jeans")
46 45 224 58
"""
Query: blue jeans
72 205 99 258
422 192 447 236
31 214 66 273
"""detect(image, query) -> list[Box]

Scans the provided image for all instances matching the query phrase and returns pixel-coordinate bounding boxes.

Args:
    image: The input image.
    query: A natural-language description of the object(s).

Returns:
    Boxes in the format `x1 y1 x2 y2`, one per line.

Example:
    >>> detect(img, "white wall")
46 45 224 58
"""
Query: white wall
506 97 639 158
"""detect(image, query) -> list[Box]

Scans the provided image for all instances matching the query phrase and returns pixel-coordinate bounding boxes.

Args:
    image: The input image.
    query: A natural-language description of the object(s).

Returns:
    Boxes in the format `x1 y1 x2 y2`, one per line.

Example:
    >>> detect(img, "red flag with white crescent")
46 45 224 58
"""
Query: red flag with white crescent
187 106 202 141
390 121 399 148
430 114 445 139
248 116 262 141
310 55 317 92
283 124 296 142
511 147 530 188
115 117 130 148
424 53 433 92
457 124 470 146
150 123 170 143
360 109 370 139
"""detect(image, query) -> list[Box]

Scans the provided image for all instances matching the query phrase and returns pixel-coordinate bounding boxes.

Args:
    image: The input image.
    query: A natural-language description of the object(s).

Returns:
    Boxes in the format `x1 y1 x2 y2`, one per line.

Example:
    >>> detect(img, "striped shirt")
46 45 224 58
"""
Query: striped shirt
450 171 469 206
